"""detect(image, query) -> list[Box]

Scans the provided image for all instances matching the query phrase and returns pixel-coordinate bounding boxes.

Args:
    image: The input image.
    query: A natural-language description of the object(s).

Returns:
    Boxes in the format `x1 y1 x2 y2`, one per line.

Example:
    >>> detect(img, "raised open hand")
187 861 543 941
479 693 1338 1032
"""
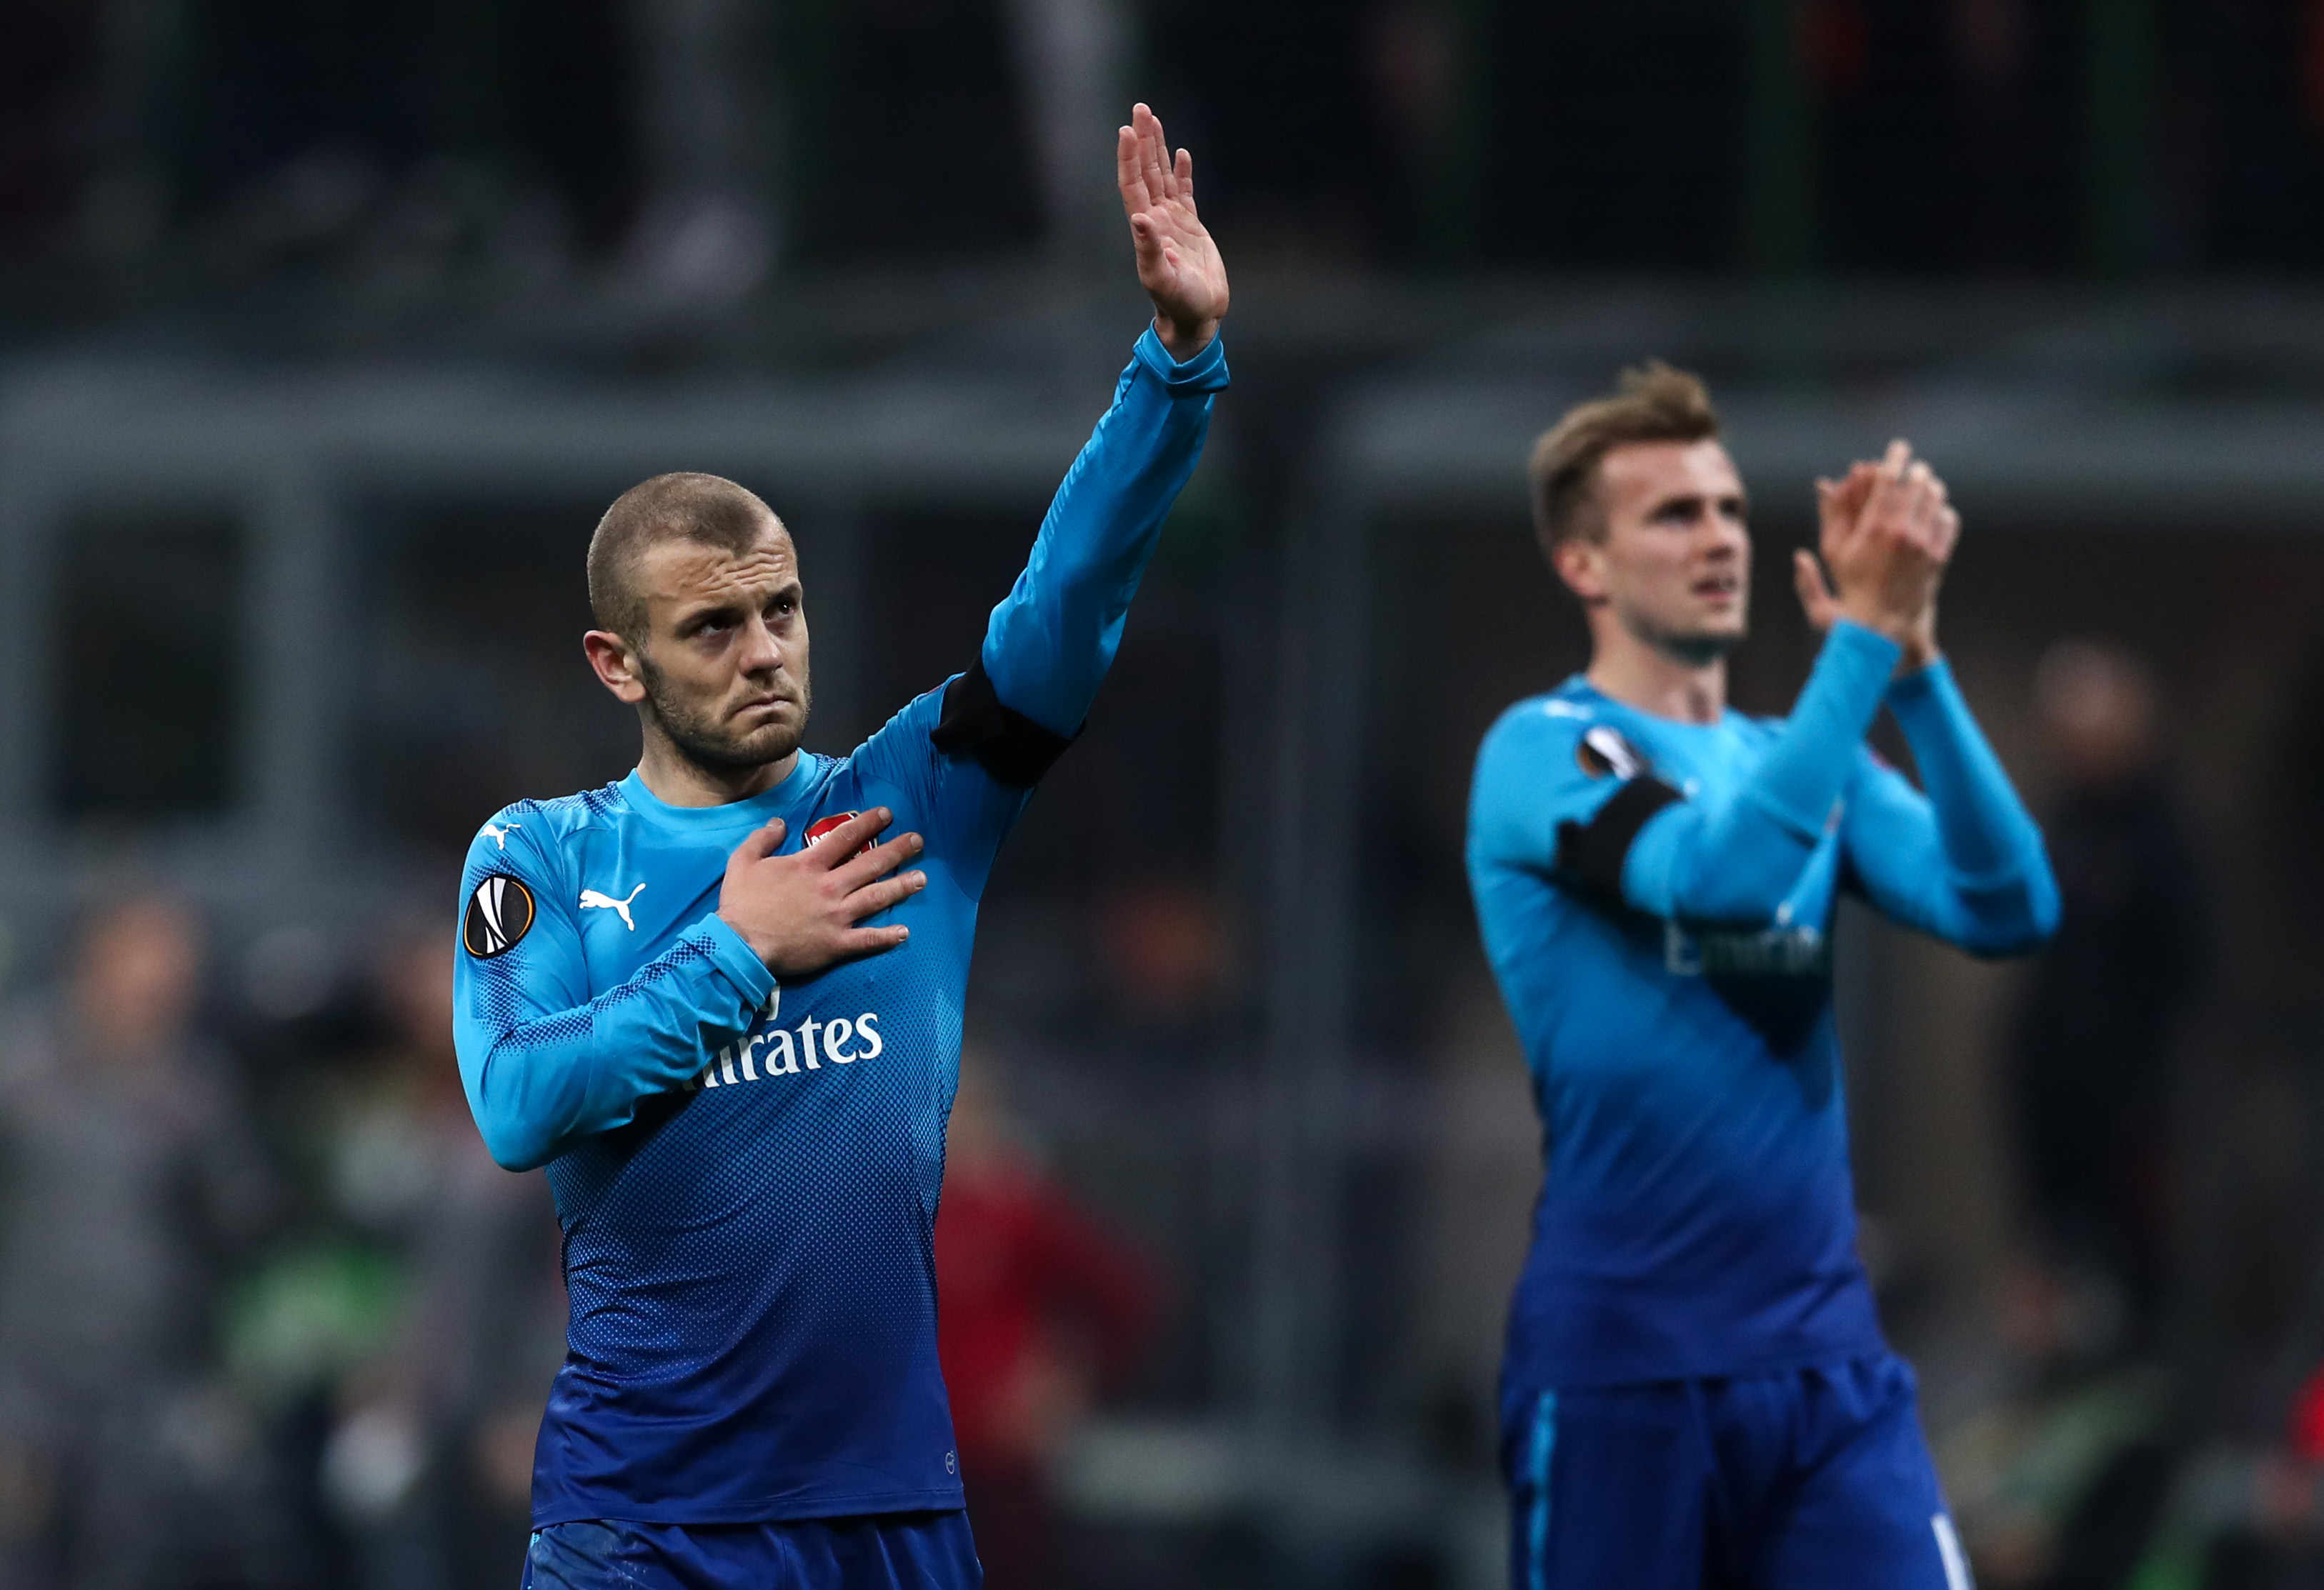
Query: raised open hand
1117 104 1228 361
1793 441 1960 672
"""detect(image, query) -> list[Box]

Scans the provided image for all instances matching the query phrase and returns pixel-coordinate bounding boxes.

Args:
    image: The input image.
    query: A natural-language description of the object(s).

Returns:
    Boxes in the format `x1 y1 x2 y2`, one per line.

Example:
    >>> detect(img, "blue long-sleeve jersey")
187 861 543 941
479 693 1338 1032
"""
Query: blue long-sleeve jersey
1466 621 2058 1389
452 329 1227 1526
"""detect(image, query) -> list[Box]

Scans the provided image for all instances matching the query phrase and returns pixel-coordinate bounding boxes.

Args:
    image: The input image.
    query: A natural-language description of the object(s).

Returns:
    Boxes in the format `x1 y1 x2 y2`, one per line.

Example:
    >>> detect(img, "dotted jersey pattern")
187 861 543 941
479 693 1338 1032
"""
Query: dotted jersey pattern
447 328 1230 1533
1468 665 2053 1394
454 686 1028 1526
1467 678 1884 1391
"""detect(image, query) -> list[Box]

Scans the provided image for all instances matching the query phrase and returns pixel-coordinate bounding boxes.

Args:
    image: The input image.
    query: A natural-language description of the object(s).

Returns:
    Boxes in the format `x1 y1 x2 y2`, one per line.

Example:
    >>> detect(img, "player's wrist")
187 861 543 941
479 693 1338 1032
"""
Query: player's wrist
1830 599 1915 647
1895 628 1941 676
1152 313 1218 364
715 907 779 969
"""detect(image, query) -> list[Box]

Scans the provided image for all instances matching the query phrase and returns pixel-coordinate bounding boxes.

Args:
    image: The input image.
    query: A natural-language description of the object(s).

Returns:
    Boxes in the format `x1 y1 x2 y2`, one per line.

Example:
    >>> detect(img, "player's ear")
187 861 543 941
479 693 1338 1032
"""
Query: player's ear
1552 535 1608 606
584 629 650 704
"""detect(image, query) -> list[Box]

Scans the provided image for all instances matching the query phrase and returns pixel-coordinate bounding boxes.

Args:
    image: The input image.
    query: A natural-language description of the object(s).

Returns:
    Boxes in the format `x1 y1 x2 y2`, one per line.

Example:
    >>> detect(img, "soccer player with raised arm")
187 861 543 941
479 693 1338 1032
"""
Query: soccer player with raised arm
452 106 1227 1590
1467 366 2059 1589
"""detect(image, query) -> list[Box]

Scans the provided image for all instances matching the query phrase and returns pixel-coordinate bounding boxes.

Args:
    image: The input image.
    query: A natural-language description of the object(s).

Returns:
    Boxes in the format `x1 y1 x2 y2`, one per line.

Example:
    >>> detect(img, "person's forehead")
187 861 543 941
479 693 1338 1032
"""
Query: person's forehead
639 523 796 606
1600 438 1742 501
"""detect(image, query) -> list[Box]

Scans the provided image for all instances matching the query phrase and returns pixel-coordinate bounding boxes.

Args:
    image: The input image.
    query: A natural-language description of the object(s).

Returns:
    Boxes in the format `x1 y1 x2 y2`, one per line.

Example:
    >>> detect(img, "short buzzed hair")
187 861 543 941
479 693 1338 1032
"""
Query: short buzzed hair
1528 362 1720 552
587 472 782 643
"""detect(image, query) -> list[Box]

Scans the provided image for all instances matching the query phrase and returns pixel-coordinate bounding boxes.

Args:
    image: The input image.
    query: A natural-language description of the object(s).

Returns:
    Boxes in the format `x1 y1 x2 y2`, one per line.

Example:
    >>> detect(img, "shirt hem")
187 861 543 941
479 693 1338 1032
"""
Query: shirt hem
532 1485 967 1529
1506 1334 1893 1392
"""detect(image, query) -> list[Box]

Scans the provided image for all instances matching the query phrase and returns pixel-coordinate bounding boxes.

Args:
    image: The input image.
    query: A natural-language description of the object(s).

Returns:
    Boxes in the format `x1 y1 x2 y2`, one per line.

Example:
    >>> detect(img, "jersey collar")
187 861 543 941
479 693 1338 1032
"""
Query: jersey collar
615 755 822 836
1560 675 1745 737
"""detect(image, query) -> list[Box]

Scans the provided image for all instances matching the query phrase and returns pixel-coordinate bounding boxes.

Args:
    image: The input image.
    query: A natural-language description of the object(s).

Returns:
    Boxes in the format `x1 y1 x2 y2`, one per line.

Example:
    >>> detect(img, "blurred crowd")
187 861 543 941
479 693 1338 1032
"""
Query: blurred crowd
0 634 2283 1590
0 892 1161 1590
1913 638 2324 1590
12 0 2324 302
0 896 562 1589
0 621 2313 1590
8 4 2324 1590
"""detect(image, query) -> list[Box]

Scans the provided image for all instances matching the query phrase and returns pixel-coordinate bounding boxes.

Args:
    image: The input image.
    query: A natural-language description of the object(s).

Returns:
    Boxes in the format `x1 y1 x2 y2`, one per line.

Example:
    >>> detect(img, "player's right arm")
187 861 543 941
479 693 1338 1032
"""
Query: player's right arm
454 819 767 1171
452 806 924 1171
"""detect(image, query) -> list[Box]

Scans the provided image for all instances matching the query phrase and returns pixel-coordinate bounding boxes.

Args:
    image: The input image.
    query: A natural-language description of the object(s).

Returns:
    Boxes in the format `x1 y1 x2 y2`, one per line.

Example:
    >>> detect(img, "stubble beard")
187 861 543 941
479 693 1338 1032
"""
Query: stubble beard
1618 601 1745 669
635 653 810 775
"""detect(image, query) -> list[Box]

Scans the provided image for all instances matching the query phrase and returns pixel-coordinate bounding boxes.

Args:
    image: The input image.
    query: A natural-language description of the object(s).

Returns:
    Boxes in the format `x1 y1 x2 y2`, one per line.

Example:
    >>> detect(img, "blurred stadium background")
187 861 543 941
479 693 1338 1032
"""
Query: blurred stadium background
8 1 2324 1586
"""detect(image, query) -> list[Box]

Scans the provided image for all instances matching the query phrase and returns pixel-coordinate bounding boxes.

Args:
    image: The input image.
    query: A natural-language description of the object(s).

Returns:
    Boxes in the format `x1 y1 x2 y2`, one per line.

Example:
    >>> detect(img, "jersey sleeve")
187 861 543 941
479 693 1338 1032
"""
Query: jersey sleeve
451 811 777 1171
1840 659 2060 954
932 328 1229 772
1467 704 1643 881
1515 622 1902 924
899 328 1227 886
851 687 1035 905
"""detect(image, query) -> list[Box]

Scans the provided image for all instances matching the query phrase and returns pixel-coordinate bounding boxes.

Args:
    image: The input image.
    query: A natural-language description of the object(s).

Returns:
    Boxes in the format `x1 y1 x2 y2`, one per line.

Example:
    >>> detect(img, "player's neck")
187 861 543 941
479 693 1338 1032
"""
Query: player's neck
634 731 799 808
1585 629 1727 726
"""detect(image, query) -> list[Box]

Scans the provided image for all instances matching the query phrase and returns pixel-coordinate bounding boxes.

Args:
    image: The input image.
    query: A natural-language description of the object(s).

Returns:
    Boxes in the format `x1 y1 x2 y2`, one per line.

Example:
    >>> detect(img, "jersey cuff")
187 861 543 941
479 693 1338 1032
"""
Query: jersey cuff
1132 327 1232 395
931 658 1076 787
1822 618 1904 679
696 913 777 1012
1740 619 1905 843
1883 654 1958 719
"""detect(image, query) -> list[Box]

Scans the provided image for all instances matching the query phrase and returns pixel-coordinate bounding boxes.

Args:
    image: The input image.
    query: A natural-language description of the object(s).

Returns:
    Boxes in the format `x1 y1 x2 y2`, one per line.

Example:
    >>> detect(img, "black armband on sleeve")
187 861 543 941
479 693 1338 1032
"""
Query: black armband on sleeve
929 657 1077 788
1555 777 1684 901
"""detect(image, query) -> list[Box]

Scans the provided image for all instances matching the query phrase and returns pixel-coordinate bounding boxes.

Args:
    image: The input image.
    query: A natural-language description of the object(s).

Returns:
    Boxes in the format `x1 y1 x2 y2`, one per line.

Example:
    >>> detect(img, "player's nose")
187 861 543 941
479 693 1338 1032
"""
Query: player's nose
736 614 787 674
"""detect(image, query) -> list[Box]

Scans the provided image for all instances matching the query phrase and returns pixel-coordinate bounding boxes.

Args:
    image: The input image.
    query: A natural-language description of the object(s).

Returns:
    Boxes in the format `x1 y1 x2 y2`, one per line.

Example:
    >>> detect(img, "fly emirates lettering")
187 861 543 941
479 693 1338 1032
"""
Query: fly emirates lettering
689 1007 884 1091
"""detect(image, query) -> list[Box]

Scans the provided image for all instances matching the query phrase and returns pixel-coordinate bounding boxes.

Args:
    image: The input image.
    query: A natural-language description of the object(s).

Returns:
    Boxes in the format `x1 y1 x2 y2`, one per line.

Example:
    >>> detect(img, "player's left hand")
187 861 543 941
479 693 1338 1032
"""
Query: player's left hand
1795 441 1960 674
1118 104 1227 361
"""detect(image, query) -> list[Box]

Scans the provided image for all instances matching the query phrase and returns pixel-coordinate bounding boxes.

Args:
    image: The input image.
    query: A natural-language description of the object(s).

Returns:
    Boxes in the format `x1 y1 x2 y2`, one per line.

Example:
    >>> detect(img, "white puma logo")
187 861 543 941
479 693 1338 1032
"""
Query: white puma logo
479 822 522 850
579 882 647 931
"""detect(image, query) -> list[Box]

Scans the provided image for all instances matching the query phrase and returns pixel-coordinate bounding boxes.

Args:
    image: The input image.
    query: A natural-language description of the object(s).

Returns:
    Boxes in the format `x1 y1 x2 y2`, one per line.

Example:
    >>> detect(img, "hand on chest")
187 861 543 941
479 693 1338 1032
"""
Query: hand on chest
571 807 932 996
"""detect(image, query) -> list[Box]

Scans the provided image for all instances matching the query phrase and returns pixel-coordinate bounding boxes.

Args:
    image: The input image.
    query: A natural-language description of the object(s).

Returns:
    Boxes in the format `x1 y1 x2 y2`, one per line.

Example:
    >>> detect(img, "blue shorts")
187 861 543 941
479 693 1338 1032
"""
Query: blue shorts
1499 1355 1970 1590
520 1513 981 1590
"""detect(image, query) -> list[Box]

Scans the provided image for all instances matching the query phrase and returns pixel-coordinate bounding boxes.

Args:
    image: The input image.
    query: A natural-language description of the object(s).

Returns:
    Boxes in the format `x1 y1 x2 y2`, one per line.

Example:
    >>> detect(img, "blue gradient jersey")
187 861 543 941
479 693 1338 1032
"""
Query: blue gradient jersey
1467 622 2058 1389
452 329 1227 1527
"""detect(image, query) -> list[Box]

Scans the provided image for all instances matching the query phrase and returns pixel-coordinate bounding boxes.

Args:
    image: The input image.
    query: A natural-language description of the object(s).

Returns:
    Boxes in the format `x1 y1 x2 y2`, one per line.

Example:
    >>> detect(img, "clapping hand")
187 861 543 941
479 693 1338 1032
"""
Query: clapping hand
1117 104 1228 361
1794 440 1960 673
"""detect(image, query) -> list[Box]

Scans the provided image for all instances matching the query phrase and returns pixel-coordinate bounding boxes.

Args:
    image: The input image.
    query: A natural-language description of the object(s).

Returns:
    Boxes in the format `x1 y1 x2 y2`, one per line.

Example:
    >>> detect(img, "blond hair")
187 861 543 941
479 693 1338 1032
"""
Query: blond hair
1527 362 1720 552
